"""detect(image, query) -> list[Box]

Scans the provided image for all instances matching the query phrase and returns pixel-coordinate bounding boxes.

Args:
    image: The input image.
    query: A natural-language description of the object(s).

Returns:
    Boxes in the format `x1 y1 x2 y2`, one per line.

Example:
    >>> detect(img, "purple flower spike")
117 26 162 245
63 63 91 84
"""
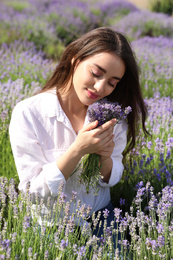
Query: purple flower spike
88 98 132 127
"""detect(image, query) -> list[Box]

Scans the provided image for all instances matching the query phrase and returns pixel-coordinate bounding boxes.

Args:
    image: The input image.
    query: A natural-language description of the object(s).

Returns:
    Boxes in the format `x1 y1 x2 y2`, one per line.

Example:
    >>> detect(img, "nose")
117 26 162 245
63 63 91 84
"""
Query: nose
94 79 105 93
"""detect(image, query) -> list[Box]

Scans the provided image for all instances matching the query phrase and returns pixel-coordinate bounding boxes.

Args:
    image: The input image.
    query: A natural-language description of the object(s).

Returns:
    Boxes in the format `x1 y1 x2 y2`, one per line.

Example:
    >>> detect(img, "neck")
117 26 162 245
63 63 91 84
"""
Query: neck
57 89 87 134
57 88 87 115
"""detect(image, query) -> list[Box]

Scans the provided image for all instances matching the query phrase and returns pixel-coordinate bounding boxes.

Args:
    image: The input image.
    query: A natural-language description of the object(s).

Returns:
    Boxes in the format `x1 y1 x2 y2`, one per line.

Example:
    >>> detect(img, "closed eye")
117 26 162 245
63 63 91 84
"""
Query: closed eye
108 82 115 88
91 71 100 78
109 79 118 88
92 71 116 87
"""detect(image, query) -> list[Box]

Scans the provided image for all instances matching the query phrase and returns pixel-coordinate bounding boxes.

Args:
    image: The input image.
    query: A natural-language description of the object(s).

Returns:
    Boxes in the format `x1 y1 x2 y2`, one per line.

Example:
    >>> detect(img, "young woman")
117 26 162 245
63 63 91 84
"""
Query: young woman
9 27 148 243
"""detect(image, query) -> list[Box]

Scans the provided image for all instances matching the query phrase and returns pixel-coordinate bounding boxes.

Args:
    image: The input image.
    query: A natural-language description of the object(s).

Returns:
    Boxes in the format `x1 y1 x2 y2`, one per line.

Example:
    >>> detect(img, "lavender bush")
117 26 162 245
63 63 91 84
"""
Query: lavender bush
127 182 173 259
112 10 173 41
0 177 172 259
92 0 138 26
132 36 173 98
0 1 60 58
0 0 98 56
0 0 138 58
0 79 42 180
150 0 173 15
0 40 55 84
0 79 42 129
111 94 173 212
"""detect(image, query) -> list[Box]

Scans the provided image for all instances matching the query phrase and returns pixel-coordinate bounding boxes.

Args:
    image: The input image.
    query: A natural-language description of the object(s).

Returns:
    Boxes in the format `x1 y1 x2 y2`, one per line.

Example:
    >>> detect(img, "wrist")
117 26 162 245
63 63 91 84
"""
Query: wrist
100 157 112 183
100 156 111 163
73 138 88 157
70 142 83 160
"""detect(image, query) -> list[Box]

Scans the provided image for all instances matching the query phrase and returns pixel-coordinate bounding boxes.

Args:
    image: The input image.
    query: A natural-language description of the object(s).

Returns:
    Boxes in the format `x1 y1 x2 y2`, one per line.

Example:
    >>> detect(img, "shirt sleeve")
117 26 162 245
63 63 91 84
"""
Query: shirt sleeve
9 103 66 198
98 119 128 188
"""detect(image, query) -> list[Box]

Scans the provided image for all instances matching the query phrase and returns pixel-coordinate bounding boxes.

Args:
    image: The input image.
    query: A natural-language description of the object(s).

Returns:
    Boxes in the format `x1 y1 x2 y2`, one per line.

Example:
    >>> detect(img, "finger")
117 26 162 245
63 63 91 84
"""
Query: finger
79 120 98 133
104 139 115 151
97 119 117 133
99 142 115 155
97 148 114 157
98 127 115 143
96 136 115 154
101 134 114 147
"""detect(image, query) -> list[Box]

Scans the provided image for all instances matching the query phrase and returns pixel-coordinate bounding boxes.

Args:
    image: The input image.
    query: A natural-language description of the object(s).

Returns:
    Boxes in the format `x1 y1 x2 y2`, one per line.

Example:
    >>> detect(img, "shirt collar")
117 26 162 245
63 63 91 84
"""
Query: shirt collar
41 90 64 119
41 89 90 129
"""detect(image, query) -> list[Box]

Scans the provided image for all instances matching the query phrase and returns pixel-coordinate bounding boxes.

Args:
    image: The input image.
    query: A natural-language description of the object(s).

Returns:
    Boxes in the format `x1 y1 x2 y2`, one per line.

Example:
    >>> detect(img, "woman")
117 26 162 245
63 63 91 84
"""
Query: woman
9 27 148 242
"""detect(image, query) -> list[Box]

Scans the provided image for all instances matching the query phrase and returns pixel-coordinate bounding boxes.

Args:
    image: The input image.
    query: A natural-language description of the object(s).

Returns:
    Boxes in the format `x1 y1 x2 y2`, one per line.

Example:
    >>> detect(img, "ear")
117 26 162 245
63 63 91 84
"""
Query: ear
71 57 80 70
71 57 75 65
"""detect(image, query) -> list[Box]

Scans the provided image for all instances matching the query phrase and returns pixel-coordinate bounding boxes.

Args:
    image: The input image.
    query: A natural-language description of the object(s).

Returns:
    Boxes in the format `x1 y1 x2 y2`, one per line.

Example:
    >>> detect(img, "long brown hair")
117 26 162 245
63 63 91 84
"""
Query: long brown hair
41 27 149 155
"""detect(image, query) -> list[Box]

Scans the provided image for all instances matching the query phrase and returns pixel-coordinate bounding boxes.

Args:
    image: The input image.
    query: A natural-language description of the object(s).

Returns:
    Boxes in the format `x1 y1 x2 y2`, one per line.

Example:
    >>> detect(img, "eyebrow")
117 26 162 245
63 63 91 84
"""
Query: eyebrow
93 63 122 81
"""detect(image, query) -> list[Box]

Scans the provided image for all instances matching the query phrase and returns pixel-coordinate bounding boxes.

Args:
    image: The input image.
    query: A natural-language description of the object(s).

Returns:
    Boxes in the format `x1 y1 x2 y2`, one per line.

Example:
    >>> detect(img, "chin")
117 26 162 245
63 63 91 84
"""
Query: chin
79 97 93 107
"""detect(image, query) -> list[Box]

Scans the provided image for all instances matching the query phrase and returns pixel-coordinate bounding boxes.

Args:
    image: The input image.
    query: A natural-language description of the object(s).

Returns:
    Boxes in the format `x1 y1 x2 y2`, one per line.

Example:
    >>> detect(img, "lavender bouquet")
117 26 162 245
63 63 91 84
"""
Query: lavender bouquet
78 98 132 194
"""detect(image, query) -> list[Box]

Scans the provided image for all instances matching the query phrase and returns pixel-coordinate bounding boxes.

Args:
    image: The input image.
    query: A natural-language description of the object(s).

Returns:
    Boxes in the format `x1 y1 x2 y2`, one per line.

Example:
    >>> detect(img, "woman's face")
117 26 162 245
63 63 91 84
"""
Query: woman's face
71 52 125 106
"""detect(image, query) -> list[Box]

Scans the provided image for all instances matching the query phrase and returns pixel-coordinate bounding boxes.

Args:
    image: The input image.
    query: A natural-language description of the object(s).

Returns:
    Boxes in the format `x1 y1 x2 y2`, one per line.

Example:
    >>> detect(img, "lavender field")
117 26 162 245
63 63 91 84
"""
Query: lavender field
0 0 173 259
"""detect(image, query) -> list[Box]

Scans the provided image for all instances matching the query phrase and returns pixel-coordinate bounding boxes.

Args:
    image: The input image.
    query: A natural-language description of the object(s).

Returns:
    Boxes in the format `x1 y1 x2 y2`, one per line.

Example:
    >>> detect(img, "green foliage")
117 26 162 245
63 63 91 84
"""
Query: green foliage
45 42 65 61
5 1 30 12
140 78 173 98
26 28 63 60
73 9 86 22
1 177 172 259
27 29 49 51
111 149 173 213
0 25 22 45
150 0 173 15
111 109 173 213
143 20 173 37
90 8 101 16
56 25 77 45
0 130 18 182
0 178 121 259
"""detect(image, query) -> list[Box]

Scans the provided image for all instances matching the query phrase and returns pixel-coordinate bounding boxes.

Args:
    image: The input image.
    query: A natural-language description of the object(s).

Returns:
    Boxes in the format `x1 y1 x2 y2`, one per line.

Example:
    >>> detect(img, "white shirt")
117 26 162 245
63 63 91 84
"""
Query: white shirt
9 90 127 220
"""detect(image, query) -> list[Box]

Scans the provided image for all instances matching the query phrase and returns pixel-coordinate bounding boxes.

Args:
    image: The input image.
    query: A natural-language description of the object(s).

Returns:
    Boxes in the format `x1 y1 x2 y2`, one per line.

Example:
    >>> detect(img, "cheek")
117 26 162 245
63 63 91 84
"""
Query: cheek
74 67 93 86
80 72 95 87
104 87 115 97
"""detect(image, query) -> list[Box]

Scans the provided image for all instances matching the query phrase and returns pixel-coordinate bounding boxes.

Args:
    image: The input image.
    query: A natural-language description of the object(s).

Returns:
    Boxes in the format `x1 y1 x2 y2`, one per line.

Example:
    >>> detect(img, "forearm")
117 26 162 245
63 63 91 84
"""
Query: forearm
100 157 113 183
56 142 82 180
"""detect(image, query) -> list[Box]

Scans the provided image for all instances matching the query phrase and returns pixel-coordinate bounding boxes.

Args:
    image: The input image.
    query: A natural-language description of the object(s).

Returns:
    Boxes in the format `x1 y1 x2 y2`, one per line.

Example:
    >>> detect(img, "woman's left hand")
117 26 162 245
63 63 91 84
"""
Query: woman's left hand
98 135 115 159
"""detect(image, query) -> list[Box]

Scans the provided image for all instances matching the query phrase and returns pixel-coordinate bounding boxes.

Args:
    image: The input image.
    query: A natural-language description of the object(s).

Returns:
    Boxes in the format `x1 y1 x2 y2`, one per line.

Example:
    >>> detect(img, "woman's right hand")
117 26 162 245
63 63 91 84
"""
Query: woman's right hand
75 119 117 157
56 119 116 181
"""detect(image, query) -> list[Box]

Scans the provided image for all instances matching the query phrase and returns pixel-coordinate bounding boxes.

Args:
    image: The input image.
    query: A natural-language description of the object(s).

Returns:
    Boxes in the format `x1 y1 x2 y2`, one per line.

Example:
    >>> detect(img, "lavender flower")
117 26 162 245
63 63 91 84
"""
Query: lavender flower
113 208 122 222
28 247 32 258
76 246 86 258
156 223 164 234
120 198 125 206
60 239 68 251
88 98 132 126
22 216 31 233
103 208 109 218
1 239 11 251
77 98 132 194
157 235 165 248
121 239 129 250
44 250 49 259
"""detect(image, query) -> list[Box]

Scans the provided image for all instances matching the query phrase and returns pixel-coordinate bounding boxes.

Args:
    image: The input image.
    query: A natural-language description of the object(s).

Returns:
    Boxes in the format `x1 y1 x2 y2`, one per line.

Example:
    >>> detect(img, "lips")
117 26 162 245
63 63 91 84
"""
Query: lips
86 89 99 100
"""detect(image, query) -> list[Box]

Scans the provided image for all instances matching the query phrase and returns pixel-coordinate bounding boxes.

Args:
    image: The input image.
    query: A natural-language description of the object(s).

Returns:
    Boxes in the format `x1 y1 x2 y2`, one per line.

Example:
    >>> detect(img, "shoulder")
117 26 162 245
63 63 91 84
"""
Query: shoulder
12 91 59 118
114 119 128 134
